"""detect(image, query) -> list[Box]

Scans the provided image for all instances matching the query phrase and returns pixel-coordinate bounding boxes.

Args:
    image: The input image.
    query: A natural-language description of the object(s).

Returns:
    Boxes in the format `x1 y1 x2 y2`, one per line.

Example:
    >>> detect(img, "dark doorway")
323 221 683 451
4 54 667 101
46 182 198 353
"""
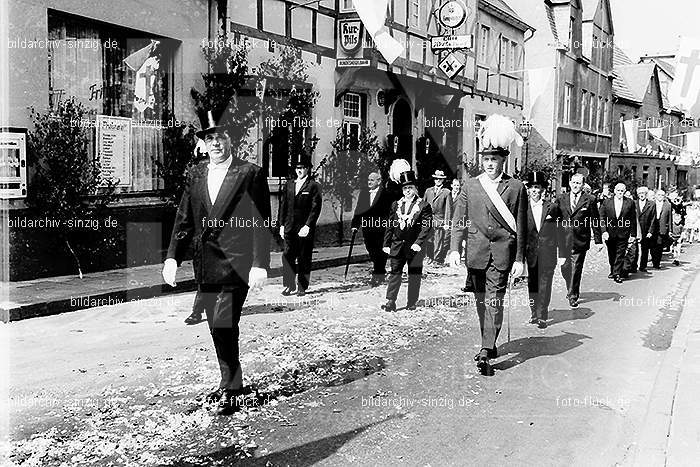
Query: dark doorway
392 99 413 165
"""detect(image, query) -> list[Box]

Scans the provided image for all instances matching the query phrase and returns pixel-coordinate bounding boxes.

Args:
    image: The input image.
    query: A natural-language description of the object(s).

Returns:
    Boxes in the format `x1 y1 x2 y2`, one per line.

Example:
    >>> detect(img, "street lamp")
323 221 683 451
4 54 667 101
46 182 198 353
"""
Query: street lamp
519 120 533 170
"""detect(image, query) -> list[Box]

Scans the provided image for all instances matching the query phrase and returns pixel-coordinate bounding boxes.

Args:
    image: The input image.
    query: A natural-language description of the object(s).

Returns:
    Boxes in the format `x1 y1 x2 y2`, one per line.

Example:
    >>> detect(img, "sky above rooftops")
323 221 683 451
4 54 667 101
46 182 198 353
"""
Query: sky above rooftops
611 0 700 61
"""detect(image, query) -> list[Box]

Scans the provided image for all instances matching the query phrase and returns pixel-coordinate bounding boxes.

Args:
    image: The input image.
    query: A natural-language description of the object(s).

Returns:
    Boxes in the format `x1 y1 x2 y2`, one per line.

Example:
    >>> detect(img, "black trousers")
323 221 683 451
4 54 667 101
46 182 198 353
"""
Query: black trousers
469 256 510 351
283 232 314 290
606 237 629 276
639 236 653 269
362 228 387 279
195 283 249 391
650 235 668 267
560 250 587 300
527 262 555 321
386 249 424 305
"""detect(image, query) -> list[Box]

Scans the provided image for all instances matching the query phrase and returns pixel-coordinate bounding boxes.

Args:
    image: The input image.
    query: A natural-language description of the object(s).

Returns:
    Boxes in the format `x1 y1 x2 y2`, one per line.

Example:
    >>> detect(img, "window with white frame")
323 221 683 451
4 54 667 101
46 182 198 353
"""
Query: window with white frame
340 0 355 12
589 93 596 130
564 83 573 125
509 41 517 71
343 92 363 150
478 25 490 64
410 0 420 27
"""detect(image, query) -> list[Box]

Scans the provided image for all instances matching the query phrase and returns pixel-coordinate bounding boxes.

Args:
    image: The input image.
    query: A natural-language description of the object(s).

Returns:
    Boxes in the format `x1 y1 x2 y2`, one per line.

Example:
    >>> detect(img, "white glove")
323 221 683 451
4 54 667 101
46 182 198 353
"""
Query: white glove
410 243 421 252
443 223 450 231
351 227 358 233
382 247 390 255
162 258 178 287
279 226 285 237
628 236 636 243
557 257 566 266
298 225 310 238
602 232 610 242
646 233 652 238
248 267 267 291
510 261 524 278
448 250 461 268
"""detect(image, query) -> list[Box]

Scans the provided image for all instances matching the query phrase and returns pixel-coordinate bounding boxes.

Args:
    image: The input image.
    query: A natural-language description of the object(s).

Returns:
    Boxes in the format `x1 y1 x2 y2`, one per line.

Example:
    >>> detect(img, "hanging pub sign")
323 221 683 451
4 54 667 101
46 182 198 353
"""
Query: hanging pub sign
438 52 465 79
0 129 27 199
437 0 469 29
96 115 132 187
339 20 364 55
430 34 473 51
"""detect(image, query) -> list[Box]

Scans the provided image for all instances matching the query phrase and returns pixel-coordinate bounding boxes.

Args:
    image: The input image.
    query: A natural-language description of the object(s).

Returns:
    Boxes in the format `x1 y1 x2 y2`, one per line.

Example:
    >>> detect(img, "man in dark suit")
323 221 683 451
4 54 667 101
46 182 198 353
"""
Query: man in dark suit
278 156 323 296
599 182 637 283
424 169 452 265
449 114 528 376
636 186 658 272
162 109 272 415
524 172 565 329
381 164 432 311
556 173 602 308
651 189 673 268
351 172 394 286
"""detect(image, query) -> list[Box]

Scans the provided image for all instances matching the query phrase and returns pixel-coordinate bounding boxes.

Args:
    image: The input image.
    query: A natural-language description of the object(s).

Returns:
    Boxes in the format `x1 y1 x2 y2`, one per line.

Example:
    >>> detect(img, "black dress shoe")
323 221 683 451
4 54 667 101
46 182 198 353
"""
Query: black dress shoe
607 273 614 279
184 312 203 325
673 260 680 266
537 319 548 329
216 390 242 416
406 302 418 310
569 297 579 308
529 317 538 325
477 357 493 376
639 268 647 272
381 300 396 312
281 287 296 296
296 288 306 297
614 275 623 283
205 388 225 404
473 348 498 361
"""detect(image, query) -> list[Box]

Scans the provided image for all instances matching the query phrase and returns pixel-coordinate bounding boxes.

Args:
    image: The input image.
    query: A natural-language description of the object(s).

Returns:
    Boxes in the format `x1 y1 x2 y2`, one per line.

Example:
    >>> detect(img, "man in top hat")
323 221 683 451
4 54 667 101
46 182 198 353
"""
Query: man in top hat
449 114 528 376
599 182 637 283
424 169 452 265
524 172 565 329
382 160 433 311
278 155 323 296
351 171 395 286
636 186 658 272
555 173 602 308
162 108 272 415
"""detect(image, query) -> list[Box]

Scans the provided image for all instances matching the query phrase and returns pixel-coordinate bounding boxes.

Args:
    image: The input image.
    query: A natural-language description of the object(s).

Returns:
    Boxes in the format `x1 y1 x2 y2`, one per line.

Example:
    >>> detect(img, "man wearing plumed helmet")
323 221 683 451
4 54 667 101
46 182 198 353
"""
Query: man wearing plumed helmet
448 114 528 376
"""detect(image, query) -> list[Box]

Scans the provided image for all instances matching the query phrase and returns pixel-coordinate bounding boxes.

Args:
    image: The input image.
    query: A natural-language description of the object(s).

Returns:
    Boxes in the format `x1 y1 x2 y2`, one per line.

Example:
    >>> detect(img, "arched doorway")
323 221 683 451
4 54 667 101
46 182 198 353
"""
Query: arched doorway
392 98 413 165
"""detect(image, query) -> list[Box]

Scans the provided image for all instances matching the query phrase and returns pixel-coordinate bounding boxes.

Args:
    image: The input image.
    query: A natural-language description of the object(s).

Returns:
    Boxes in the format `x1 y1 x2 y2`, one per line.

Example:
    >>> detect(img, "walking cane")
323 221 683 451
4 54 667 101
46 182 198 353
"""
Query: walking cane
506 274 514 343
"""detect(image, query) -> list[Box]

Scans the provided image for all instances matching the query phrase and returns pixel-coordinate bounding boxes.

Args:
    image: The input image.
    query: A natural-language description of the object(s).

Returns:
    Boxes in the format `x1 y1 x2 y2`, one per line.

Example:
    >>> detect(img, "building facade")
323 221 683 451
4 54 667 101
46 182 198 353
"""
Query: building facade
514 0 615 190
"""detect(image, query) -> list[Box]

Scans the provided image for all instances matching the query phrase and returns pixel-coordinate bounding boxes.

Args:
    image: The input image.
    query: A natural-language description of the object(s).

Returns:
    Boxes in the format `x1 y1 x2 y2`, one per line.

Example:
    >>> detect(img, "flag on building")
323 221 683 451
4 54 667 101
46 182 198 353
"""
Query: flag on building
124 40 160 114
622 119 639 153
668 36 700 116
352 0 403 64
525 67 555 121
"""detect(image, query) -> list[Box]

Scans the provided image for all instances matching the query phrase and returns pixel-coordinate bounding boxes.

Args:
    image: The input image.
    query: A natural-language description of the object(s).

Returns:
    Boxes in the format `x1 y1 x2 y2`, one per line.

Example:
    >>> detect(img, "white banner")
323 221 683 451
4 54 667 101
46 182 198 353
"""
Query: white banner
668 36 700 115
352 0 404 64
623 119 639 153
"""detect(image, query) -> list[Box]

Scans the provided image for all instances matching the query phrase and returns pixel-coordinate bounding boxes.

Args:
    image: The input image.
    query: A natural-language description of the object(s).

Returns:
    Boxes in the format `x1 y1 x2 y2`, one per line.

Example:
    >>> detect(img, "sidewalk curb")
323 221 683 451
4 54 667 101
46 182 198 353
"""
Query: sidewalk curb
1 253 370 323
632 268 700 466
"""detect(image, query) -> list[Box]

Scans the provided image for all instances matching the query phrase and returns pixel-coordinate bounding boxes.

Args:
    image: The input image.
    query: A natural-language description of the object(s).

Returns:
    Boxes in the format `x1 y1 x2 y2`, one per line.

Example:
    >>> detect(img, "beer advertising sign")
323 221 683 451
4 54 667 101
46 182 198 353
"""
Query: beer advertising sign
339 20 364 55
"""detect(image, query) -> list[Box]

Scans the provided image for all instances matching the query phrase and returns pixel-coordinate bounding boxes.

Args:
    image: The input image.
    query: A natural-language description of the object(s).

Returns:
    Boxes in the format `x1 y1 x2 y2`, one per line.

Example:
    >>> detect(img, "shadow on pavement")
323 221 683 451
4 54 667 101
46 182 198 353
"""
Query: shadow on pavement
171 415 400 467
547 307 595 327
492 332 592 372
577 291 622 305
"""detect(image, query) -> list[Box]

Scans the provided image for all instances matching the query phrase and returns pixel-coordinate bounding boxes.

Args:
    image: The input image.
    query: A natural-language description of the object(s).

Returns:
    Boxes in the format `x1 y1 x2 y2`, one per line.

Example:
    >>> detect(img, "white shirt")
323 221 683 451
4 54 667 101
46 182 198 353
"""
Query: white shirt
479 172 503 186
656 201 664 219
530 199 543 231
571 192 580 210
207 155 232 204
614 197 623 218
295 175 308 195
639 199 646 212
369 187 379 206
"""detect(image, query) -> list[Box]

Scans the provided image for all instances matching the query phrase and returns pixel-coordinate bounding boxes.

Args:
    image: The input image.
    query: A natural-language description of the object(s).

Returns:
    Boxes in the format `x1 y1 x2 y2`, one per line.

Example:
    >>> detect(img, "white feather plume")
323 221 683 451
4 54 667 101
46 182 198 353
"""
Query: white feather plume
478 114 524 150
389 159 411 183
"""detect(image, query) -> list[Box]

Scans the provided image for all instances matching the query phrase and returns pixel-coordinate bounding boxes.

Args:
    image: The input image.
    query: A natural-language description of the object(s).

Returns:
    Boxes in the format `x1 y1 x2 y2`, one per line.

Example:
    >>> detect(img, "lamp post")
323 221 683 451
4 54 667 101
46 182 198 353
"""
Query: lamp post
519 120 533 171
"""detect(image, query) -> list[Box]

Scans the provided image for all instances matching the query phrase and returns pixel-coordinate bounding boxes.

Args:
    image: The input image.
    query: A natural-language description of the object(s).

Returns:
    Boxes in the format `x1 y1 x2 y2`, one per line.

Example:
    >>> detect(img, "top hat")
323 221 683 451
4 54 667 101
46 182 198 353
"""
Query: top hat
294 154 313 168
432 169 447 179
525 171 549 188
196 108 229 139
398 171 418 187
